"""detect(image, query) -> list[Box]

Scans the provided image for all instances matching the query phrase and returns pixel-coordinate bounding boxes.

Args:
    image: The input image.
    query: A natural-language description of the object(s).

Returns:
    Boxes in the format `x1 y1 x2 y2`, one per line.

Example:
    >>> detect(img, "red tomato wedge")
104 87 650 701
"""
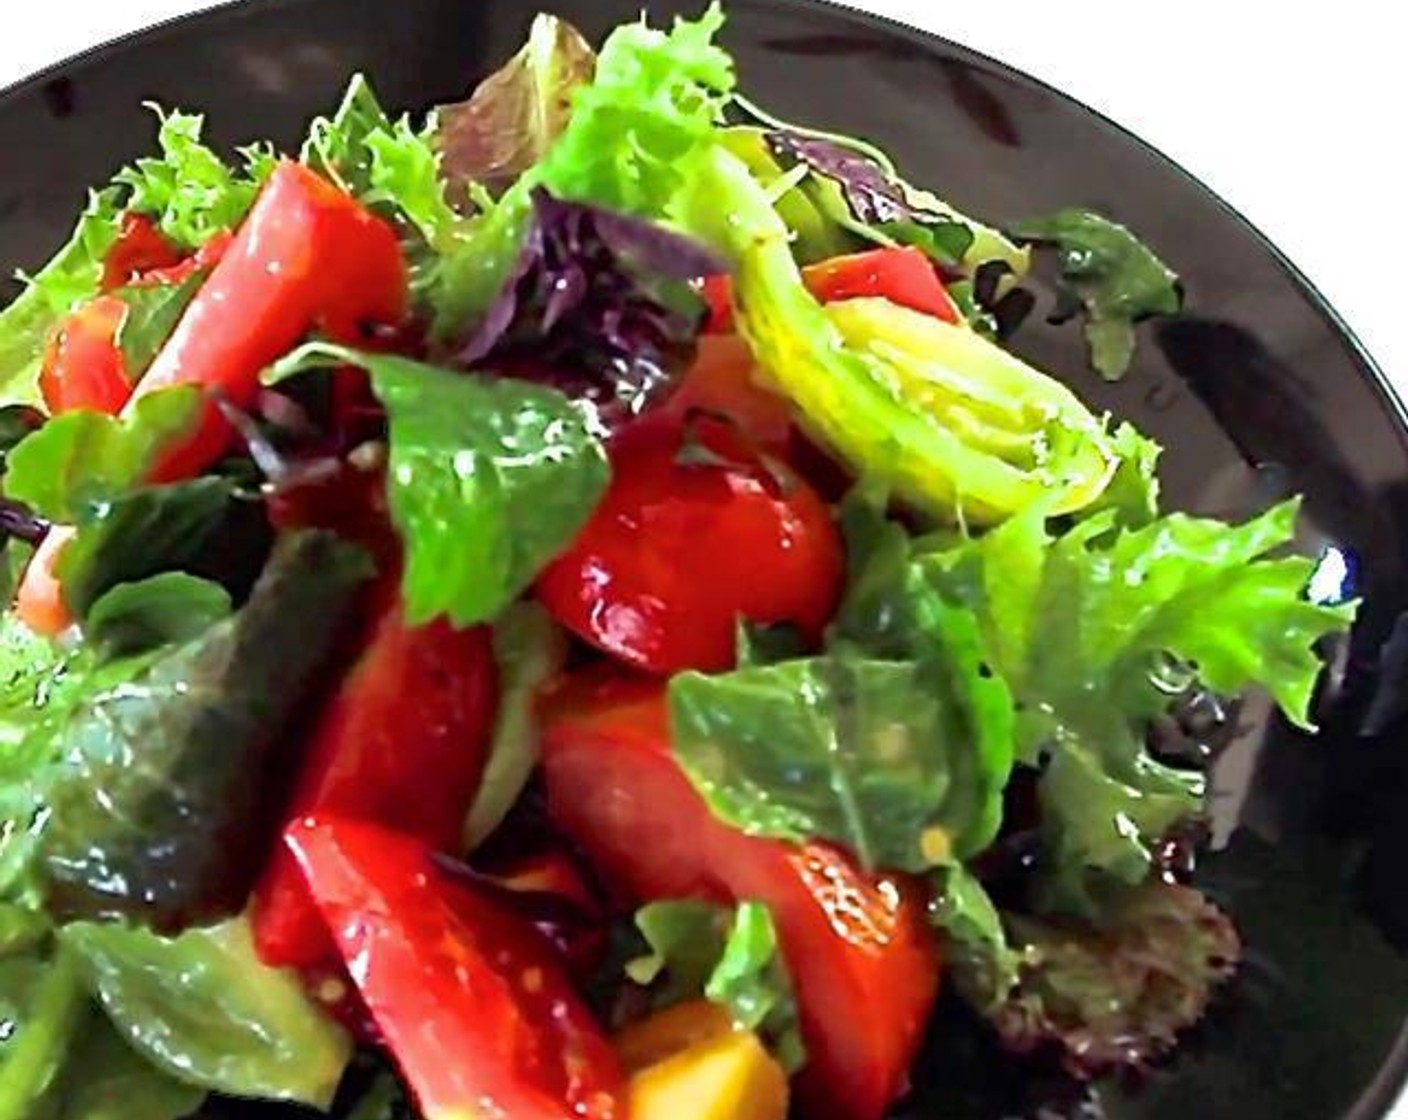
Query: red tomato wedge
252 595 498 971
535 415 843 675
662 334 794 451
285 816 625 1120
702 245 960 329
540 672 942 1120
38 295 131 415
134 160 407 483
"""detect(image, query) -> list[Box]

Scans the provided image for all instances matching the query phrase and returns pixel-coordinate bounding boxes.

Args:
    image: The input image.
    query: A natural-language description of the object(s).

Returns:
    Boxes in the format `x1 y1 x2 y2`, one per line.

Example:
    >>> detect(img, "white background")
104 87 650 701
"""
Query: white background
1 3 1406 1116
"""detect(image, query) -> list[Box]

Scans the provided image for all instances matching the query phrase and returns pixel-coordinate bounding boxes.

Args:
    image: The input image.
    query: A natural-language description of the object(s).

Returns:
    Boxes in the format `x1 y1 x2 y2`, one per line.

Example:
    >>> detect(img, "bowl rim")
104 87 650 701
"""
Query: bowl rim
3 0 1407 1116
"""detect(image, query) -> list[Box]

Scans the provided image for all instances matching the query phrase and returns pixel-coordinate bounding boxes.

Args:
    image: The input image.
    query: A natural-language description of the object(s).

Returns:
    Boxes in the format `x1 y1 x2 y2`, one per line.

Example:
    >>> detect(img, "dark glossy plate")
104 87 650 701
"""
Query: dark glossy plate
3 2 1407 1119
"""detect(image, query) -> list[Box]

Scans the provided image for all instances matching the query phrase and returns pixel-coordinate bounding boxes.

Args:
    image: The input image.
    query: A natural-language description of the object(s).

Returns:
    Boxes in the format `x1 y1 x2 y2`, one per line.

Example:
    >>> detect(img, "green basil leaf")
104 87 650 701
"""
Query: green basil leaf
62 916 350 1108
1009 208 1181 381
670 636 1013 872
35 531 371 927
84 573 233 661
111 271 205 379
462 602 566 850
268 342 609 628
3 387 201 523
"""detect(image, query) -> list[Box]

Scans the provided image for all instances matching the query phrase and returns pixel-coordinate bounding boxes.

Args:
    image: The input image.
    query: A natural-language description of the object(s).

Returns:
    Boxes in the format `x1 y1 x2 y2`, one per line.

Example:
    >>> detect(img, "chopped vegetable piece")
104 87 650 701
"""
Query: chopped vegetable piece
286 816 625 1120
536 414 843 674
253 590 498 970
626 1020 789 1120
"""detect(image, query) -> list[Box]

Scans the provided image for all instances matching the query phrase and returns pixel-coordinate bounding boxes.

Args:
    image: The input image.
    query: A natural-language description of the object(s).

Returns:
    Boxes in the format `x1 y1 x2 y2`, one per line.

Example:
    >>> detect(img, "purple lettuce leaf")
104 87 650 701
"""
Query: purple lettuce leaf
454 188 724 428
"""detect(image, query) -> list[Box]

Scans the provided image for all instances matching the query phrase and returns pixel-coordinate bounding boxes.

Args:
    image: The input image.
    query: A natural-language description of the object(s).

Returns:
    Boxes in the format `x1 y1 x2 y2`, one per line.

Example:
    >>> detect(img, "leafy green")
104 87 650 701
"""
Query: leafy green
35 531 371 927
84 574 232 661
429 3 736 333
462 602 566 849
928 864 1025 1012
114 106 274 250
57 476 272 622
63 916 350 1107
0 943 86 1120
111 271 205 378
630 900 805 1071
0 189 123 403
922 498 1355 908
671 622 1014 872
1010 208 1181 380
436 12 597 195
988 882 1239 1076
269 342 608 627
3 387 201 522
34 1011 206 1120
365 118 463 250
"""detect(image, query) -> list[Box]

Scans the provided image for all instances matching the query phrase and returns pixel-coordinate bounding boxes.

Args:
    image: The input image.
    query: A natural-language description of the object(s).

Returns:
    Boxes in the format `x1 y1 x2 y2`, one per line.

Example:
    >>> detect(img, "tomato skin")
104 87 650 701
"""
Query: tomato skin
540 673 942 1120
662 334 794 452
134 160 407 483
286 816 625 1120
536 415 844 675
38 295 131 415
102 212 183 291
252 598 498 971
802 247 959 322
702 246 959 328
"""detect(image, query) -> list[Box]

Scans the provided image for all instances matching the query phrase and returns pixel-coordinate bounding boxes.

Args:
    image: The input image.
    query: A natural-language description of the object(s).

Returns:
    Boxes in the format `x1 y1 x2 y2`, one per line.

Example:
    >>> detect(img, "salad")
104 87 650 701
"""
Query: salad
0 7 1358 1120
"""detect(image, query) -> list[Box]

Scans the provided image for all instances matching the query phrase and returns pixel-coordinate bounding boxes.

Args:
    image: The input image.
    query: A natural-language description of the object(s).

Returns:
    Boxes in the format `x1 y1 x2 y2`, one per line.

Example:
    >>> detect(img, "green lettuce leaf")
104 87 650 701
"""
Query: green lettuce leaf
114 106 273 250
62 916 350 1107
0 189 122 403
435 12 597 196
921 498 1355 908
35 532 371 928
462 602 567 850
3 387 201 522
269 342 608 627
429 3 735 333
629 900 805 1071
1010 208 1181 380
928 863 1025 1012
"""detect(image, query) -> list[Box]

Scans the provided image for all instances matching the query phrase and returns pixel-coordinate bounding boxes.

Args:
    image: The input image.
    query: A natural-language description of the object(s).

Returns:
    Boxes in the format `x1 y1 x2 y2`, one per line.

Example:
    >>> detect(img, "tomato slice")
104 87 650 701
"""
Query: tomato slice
535 415 844 675
252 596 498 971
540 672 941 1120
38 295 131 415
662 334 794 451
286 816 625 1120
702 245 960 328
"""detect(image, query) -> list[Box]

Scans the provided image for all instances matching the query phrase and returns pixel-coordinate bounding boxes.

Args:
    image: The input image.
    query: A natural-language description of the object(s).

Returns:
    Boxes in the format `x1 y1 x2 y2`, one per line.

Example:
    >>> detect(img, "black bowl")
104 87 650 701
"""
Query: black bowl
3 2 1407 1119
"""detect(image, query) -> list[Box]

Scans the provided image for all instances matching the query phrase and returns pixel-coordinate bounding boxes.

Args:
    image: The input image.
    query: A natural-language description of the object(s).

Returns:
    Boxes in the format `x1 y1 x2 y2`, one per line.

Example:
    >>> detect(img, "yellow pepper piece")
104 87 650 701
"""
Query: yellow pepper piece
616 1000 736 1075
626 1025 789 1120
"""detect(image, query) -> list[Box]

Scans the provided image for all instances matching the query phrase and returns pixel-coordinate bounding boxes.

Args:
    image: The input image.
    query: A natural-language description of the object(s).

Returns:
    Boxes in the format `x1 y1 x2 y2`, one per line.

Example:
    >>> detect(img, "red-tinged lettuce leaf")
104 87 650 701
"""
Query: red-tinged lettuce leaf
991 881 1240 1076
455 188 723 427
34 531 372 930
436 13 597 196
